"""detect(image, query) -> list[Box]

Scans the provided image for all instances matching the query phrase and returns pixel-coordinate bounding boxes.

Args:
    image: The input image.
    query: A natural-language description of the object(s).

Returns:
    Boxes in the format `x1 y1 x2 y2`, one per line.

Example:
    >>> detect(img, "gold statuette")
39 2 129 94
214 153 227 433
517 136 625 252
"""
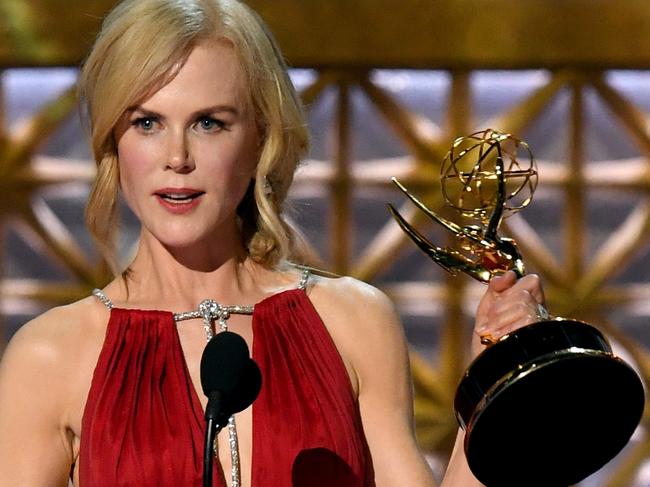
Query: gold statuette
389 129 644 487
388 128 536 283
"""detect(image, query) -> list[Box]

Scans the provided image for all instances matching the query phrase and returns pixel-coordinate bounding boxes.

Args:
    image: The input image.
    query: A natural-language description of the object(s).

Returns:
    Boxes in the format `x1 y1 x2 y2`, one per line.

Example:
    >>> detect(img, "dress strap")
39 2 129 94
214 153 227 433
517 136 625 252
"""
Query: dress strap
92 289 114 310
297 267 310 291
174 300 254 341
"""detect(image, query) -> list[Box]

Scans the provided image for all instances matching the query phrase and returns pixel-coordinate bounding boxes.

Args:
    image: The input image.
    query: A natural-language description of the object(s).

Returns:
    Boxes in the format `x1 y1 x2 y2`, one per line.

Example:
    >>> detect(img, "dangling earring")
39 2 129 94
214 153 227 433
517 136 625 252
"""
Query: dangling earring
263 176 273 197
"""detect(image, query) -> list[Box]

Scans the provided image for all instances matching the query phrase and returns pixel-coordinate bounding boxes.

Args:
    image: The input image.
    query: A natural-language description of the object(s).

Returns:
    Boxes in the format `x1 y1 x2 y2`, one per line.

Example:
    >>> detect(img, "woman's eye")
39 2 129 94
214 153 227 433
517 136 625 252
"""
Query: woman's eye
197 117 225 132
131 117 157 132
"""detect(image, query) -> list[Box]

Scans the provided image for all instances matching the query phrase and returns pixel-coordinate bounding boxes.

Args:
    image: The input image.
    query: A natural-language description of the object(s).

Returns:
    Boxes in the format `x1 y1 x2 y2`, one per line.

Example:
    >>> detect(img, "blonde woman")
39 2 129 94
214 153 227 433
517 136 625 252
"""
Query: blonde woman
0 1 545 486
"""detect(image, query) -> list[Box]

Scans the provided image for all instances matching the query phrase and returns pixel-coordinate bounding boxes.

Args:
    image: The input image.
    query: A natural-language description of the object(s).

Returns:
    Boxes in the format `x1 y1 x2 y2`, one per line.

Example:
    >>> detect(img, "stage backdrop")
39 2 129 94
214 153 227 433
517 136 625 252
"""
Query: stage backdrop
1 1 650 485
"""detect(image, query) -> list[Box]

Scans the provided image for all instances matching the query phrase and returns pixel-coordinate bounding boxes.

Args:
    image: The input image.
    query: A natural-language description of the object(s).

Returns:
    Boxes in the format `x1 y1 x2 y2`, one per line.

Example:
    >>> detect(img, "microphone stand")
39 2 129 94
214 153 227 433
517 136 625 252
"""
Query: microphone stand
203 391 225 487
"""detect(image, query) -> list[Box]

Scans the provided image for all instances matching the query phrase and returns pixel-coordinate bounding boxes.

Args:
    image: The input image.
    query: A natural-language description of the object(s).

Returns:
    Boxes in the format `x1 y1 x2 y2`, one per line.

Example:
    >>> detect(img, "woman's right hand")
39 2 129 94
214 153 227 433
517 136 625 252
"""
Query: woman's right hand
471 270 547 358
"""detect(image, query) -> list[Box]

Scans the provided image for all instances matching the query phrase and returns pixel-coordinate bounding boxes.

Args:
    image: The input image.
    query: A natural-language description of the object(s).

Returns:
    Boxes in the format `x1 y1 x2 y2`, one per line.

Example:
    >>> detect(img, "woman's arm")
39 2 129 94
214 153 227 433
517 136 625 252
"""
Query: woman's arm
352 286 437 486
313 277 437 486
0 312 77 486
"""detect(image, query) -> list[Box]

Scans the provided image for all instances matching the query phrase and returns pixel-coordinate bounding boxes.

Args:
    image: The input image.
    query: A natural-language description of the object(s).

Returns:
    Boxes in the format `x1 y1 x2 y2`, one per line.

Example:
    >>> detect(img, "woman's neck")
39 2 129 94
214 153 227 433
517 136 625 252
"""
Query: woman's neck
114 229 270 311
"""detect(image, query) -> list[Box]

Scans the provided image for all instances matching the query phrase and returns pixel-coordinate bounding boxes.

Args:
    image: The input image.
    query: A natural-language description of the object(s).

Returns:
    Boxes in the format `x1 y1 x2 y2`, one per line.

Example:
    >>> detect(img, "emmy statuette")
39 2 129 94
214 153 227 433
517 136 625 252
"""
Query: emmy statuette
389 129 645 487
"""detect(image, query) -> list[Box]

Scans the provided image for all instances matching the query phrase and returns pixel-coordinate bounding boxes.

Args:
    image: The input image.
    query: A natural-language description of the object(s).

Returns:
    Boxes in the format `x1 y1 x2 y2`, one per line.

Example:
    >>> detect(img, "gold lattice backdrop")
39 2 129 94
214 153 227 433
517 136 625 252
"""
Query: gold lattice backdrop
3 1 650 485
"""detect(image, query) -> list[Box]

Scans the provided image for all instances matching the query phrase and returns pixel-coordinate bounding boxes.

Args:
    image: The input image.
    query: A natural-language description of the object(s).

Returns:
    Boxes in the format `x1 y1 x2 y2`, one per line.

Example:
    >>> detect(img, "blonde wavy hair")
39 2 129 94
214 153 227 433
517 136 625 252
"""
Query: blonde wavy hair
79 0 310 273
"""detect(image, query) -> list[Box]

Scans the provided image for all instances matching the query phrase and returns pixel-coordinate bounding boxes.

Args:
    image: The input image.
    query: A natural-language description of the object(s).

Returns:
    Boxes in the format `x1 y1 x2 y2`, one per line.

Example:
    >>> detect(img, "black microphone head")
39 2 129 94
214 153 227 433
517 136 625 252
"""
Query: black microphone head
200 331 250 398
229 359 262 415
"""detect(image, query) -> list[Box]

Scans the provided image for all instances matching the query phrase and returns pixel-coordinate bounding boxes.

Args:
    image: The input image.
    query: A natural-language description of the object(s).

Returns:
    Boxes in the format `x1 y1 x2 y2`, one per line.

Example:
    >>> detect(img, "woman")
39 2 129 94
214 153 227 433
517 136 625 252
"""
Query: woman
0 1 546 485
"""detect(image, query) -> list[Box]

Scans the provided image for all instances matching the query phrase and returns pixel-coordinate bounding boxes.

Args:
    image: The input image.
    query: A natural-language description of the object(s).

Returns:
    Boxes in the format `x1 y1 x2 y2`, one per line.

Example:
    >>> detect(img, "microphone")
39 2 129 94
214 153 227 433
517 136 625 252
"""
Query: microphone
200 331 262 487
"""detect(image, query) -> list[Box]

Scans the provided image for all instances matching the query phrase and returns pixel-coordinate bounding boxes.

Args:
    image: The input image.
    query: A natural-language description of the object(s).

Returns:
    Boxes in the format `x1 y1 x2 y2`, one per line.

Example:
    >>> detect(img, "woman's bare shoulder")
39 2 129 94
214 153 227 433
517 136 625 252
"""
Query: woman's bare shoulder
0 296 109 482
308 274 397 320
306 274 411 405
2 295 109 375
308 274 405 352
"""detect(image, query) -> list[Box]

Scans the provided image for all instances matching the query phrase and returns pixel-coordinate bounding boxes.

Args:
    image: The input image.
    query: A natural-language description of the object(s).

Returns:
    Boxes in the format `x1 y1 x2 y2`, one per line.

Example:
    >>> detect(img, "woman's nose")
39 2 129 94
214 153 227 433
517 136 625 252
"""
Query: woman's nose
166 131 195 173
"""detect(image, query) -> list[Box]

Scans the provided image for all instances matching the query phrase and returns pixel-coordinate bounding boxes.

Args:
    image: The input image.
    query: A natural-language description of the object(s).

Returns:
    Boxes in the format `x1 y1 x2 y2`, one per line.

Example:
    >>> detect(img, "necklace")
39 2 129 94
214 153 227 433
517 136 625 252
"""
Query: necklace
174 299 254 487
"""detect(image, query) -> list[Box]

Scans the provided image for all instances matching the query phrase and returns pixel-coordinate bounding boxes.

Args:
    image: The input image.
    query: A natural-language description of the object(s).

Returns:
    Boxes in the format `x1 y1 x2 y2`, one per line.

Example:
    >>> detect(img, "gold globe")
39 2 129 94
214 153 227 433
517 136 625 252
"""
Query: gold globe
441 128 538 224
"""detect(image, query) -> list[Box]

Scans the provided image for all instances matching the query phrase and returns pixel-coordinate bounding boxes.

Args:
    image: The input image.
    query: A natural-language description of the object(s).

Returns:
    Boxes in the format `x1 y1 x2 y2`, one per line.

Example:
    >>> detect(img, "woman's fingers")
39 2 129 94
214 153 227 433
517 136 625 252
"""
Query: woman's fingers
486 270 518 293
499 273 545 304
474 272 548 350
476 293 537 338
485 294 540 334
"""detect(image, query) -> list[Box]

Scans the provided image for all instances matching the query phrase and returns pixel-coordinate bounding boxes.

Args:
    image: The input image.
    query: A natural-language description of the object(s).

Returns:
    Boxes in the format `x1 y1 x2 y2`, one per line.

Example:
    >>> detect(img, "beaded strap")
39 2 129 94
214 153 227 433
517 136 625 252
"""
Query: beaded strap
92 268 308 314
297 267 310 291
92 289 114 310
174 300 254 340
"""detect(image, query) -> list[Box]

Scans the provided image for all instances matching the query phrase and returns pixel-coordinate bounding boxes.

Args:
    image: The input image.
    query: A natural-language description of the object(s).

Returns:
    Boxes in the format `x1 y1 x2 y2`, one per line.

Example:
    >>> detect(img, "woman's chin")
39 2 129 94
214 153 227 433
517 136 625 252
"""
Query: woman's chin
147 225 213 246
140 220 241 257
160 233 242 260
160 235 217 252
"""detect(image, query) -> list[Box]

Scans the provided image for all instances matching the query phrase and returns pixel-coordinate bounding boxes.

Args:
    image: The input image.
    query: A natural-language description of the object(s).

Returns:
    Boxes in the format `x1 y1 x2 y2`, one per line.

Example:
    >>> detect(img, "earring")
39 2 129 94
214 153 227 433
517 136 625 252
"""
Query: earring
263 176 273 196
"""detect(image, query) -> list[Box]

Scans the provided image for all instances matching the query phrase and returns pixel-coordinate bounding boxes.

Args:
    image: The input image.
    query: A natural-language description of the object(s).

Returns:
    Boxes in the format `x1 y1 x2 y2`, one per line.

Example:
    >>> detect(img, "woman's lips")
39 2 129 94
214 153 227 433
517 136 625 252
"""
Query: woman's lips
154 189 205 214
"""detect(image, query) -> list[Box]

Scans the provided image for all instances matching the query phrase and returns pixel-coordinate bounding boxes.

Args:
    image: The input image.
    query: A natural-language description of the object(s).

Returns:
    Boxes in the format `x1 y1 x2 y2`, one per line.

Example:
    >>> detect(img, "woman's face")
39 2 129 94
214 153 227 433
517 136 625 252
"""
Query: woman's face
115 40 260 252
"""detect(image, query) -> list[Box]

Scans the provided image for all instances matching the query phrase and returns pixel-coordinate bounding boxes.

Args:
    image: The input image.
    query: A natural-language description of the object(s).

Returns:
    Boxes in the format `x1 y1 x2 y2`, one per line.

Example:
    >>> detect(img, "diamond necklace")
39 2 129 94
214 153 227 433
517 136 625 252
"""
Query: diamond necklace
174 299 254 487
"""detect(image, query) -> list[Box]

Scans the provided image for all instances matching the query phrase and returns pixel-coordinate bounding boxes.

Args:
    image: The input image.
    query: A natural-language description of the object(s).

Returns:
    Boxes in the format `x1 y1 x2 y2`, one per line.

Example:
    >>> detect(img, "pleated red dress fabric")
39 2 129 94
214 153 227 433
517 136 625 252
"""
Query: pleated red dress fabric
79 288 374 486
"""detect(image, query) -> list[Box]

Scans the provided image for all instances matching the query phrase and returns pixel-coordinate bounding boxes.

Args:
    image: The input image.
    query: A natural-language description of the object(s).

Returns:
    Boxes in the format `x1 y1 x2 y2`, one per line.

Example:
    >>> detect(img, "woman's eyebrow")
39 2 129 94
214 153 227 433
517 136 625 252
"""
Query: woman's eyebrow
126 106 161 118
198 105 240 116
127 105 241 119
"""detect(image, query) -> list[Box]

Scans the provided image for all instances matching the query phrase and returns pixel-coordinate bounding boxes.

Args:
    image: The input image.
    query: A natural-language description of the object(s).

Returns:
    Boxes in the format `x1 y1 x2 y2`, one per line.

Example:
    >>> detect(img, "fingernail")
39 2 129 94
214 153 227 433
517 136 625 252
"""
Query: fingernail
480 334 496 346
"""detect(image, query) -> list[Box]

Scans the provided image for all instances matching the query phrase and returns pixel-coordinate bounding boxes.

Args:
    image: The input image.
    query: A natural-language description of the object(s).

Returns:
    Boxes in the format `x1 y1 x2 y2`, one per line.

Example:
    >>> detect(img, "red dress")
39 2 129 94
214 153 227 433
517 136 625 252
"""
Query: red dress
79 285 374 486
